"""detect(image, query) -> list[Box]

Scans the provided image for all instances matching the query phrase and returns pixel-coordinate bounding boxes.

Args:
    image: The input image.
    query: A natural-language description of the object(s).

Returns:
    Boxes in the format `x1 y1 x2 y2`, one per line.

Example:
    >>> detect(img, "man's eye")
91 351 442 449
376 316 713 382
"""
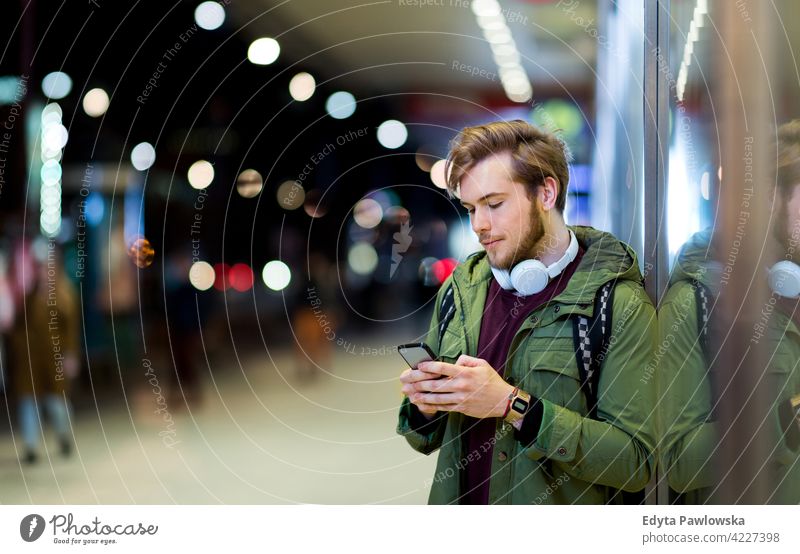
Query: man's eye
488 202 502 209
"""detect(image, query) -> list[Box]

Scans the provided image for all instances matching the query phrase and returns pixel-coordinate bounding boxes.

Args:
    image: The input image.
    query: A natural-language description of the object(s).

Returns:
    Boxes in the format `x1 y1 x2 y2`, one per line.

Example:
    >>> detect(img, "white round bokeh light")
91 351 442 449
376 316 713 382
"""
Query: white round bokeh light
262 260 291 291
194 1 225 30
189 261 216 291
325 91 356 120
82 88 110 117
248 37 280 65
131 142 156 171
187 160 215 189
376 119 408 149
289 72 316 102
41 72 72 100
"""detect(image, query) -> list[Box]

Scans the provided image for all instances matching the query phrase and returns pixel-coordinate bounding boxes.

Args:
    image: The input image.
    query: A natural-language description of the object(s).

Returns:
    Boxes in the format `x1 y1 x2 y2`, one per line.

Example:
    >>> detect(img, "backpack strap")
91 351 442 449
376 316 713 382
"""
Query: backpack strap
574 280 644 505
690 278 718 424
691 279 711 363
436 283 456 351
573 280 616 419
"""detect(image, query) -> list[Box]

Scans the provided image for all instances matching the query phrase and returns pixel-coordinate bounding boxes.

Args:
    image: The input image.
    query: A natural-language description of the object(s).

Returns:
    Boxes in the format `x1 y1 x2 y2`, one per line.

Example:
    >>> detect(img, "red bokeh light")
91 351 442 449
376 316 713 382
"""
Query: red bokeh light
432 258 458 284
213 263 231 291
229 263 254 292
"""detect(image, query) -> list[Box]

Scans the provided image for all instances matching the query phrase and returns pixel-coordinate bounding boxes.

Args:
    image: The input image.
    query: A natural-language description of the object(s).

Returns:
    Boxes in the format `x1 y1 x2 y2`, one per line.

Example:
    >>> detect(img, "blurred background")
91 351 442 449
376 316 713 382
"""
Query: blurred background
0 0 797 503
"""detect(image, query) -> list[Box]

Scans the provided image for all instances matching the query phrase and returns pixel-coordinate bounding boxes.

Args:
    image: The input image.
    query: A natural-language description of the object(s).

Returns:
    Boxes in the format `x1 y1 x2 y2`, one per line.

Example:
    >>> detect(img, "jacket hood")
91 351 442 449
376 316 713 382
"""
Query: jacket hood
668 228 722 293
449 225 644 305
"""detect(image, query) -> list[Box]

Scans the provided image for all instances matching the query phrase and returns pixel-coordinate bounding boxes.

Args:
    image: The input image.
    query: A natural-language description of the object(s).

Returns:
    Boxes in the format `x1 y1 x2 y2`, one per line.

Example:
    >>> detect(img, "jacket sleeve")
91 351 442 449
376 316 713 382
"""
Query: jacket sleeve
520 281 658 492
657 282 717 492
395 276 452 455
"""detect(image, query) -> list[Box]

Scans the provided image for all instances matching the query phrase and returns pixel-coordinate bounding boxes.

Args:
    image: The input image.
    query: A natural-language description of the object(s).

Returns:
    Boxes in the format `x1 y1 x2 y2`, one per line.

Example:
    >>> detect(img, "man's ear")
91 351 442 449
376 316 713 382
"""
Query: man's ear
539 176 559 211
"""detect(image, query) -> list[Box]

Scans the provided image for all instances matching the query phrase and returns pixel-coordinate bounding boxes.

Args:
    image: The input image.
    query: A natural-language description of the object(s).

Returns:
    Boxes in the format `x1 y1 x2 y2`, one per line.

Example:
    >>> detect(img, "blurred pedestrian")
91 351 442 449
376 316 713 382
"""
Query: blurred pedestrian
8 240 80 464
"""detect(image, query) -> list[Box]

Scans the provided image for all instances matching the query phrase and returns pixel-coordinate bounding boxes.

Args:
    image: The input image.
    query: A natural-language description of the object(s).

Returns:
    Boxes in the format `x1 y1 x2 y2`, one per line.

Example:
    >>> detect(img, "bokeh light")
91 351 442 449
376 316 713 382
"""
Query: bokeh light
237 169 263 198
276 180 304 209
82 88 110 117
418 257 439 286
449 218 483 260
41 71 72 100
303 188 328 218
376 119 408 149
415 145 436 172
248 37 280 65
213 263 231 291
430 159 448 189
189 261 215 291
40 159 62 184
348 242 379 275
229 263 255 292
289 72 315 101
131 142 156 171
384 205 410 225
325 91 356 119
348 220 379 244
432 258 459 284
262 260 291 291
85 192 105 226
530 99 584 140
194 1 225 30
43 123 68 151
353 198 383 229
41 103 63 124
188 160 214 189
700 171 710 200
127 237 155 268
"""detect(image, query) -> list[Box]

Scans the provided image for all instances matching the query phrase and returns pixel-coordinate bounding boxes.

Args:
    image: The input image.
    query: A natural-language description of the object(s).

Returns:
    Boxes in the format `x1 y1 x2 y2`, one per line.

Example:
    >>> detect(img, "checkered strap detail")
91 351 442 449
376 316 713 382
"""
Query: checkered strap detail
574 281 615 418
577 317 593 388
693 279 710 359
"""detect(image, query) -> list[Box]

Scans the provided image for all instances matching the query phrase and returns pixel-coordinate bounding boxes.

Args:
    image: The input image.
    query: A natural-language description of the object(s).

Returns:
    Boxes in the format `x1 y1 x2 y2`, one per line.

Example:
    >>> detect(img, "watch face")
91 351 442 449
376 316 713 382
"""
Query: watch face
512 398 529 412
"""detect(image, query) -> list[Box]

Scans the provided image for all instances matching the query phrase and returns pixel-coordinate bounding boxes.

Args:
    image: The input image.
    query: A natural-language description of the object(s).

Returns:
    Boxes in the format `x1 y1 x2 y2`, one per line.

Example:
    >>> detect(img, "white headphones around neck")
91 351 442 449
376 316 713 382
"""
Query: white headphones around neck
490 229 579 296
769 260 800 298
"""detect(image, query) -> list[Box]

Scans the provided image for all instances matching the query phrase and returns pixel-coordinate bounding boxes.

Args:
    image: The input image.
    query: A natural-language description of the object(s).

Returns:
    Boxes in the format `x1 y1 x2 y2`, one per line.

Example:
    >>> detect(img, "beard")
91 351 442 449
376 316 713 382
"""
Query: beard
488 201 546 270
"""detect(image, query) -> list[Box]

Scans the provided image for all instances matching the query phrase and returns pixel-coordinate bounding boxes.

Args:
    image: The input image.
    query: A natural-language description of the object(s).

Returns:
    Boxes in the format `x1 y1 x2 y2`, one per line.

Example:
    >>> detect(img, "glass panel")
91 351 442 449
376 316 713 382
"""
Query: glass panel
659 0 800 504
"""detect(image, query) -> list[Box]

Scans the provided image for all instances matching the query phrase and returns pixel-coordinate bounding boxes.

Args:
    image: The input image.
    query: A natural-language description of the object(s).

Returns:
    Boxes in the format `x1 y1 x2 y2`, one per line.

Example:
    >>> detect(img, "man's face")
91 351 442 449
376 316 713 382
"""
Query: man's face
459 152 544 269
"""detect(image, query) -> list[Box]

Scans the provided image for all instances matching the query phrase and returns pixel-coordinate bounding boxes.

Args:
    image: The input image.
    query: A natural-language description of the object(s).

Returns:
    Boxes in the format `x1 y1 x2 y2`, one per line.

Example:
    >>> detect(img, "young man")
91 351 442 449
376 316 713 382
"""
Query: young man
396 120 657 504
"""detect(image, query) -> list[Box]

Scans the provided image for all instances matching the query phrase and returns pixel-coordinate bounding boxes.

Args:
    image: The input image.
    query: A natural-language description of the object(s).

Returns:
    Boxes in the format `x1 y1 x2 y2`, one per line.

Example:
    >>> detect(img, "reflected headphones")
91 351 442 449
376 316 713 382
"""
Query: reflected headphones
490 229 579 296
768 260 800 298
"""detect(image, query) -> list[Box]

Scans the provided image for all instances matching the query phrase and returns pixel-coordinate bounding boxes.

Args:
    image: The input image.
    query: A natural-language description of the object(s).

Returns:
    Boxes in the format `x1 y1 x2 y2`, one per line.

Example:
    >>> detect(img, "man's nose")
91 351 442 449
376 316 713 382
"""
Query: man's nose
471 207 490 234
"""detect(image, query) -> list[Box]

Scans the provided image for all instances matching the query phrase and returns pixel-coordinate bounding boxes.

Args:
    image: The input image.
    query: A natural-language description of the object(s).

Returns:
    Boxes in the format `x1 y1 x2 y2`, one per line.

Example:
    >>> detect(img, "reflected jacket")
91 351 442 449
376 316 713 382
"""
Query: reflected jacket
766 301 800 504
657 229 719 501
657 229 800 504
396 226 657 504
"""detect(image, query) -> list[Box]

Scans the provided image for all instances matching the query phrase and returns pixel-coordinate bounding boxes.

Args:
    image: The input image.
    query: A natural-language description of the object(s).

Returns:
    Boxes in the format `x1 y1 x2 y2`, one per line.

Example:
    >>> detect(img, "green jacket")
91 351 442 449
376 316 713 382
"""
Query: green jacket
657 229 800 503
396 226 657 504
766 302 800 504
656 229 719 501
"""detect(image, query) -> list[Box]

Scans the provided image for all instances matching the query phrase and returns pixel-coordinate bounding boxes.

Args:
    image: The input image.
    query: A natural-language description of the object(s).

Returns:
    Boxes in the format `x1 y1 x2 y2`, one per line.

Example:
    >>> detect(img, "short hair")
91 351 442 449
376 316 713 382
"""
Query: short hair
774 120 800 250
444 119 570 213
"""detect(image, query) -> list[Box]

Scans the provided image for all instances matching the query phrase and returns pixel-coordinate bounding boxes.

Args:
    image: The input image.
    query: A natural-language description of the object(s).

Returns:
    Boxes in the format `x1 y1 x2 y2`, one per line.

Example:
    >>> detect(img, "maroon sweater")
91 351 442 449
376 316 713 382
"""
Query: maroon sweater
460 247 584 504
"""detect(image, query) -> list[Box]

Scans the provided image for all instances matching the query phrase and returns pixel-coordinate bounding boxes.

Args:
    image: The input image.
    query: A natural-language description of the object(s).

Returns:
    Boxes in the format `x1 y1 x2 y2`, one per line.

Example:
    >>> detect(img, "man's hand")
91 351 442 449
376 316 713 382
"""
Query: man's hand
404 355 515 419
400 366 451 417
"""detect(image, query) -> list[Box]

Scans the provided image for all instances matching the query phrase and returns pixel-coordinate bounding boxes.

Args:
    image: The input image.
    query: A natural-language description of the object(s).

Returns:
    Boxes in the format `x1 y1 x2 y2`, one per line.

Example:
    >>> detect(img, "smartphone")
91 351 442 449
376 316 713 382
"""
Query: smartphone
398 342 436 370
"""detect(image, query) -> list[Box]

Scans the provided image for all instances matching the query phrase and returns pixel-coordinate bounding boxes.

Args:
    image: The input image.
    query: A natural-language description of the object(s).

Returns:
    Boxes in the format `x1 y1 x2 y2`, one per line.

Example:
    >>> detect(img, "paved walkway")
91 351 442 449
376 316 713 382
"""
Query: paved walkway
0 339 436 504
